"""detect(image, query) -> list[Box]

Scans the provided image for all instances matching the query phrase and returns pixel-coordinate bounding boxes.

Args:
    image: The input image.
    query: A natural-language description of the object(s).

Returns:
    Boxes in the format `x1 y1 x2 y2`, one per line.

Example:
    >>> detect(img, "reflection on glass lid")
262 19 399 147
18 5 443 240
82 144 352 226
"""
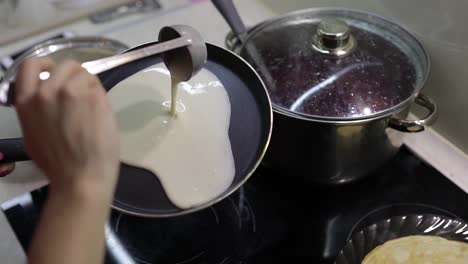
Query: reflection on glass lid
239 9 428 119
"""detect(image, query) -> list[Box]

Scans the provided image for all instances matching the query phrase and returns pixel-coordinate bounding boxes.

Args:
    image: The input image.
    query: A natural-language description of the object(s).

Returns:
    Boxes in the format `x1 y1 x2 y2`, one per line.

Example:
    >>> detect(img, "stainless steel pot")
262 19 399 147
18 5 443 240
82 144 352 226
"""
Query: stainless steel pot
224 8 437 184
263 96 435 184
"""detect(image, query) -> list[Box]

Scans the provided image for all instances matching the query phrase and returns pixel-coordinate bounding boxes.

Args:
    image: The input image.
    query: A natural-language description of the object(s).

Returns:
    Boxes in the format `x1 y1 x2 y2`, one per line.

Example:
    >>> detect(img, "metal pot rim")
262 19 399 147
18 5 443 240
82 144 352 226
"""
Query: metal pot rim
272 103 398 124
272 92 415 124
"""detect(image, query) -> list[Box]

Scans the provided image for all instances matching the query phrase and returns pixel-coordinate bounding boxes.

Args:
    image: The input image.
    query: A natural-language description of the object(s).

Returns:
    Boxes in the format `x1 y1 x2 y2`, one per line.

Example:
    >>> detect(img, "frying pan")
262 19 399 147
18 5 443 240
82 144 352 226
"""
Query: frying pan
0 42 272 217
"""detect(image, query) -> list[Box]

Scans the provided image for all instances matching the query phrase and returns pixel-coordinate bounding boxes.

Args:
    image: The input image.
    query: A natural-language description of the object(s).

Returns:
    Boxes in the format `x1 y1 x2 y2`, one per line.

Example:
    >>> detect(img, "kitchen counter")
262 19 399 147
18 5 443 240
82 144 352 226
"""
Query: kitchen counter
0 0 466 262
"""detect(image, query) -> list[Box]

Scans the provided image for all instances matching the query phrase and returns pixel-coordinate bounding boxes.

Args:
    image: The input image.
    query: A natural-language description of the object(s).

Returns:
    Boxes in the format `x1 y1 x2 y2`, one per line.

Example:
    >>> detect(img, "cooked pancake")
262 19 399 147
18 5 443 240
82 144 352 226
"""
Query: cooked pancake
362 235 468 264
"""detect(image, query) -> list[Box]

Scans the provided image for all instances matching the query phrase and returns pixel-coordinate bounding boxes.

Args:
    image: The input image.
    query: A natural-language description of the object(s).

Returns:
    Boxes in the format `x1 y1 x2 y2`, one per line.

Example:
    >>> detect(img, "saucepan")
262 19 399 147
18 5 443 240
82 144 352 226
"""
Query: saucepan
0 25 272 217
212 0 438 184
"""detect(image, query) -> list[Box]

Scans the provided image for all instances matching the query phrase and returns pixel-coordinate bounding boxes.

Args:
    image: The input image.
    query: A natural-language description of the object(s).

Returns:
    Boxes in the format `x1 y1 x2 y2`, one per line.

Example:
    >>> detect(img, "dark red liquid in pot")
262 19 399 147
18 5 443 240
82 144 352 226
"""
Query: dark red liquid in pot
240 24 418 118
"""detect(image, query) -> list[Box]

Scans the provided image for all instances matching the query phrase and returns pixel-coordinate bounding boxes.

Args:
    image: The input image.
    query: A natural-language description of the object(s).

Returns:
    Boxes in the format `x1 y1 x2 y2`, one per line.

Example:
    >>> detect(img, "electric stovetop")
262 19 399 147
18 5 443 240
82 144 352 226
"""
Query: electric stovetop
3 147 468 264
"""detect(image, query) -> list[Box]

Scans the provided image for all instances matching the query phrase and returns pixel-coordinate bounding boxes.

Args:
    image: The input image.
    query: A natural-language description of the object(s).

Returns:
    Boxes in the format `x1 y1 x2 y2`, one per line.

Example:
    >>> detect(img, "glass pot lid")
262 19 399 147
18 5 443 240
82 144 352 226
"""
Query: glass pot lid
239 8 429 120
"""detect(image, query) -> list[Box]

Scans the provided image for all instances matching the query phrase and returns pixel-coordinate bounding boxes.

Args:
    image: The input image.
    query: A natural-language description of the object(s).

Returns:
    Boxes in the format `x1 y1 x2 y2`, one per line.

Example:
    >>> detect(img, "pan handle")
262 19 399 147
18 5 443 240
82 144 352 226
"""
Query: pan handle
0 80 16 106
388 93 438 133
0 138 29 163
211 0 247 41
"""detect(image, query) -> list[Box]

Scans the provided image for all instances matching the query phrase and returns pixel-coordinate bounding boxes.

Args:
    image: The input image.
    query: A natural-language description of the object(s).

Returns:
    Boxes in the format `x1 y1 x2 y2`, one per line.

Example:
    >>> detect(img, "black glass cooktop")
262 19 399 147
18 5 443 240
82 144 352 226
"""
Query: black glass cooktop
3 147 468 264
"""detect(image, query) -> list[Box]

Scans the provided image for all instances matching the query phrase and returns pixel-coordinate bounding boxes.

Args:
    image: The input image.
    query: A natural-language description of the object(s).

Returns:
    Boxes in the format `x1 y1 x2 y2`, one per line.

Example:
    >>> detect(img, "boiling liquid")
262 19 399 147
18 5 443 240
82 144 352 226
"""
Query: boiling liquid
108 64 235 209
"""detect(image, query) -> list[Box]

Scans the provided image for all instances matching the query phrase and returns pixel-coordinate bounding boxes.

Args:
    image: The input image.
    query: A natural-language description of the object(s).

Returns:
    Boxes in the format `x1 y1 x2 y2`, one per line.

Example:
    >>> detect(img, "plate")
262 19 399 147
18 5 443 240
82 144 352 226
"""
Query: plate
334 214 468 264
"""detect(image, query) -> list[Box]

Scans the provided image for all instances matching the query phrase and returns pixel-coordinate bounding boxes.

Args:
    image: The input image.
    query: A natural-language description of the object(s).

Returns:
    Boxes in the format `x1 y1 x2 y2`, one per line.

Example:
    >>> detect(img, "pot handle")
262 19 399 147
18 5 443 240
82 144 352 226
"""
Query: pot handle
388 93 438 133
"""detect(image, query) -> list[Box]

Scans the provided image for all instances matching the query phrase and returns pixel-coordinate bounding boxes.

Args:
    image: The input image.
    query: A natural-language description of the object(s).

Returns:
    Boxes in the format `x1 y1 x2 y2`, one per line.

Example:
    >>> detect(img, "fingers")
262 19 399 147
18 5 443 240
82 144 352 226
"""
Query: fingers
39 59 84 99
60 68 101 95
16 59 102 105
15 57 55 105
0 163 15 177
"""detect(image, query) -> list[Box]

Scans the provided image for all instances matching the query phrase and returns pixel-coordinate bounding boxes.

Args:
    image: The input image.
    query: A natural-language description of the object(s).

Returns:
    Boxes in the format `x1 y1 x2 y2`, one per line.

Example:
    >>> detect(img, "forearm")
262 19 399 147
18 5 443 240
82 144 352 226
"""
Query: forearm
15 58 120 264
27 177 115 264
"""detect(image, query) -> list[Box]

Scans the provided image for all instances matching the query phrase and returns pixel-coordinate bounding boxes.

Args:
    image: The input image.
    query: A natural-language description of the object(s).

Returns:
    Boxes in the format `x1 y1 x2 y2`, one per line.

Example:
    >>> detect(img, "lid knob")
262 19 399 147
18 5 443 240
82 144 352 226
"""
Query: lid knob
312 19 355 57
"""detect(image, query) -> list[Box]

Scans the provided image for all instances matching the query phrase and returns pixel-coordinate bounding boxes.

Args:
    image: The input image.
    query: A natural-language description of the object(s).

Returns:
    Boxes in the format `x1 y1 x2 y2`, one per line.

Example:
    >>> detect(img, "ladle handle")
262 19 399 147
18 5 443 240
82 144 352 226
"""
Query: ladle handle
211 0 247 41
82 37 190 75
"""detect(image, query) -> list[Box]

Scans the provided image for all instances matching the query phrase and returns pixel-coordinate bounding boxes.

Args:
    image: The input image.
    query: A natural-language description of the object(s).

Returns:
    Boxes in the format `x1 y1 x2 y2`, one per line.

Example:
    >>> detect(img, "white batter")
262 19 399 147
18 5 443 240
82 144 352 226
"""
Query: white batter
108 64 235 209
170 77 178 115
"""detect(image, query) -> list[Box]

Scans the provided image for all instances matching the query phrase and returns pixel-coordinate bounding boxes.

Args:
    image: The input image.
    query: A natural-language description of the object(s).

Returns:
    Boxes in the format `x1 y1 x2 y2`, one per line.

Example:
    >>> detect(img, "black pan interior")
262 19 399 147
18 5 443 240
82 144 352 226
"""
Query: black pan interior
98 43 271 217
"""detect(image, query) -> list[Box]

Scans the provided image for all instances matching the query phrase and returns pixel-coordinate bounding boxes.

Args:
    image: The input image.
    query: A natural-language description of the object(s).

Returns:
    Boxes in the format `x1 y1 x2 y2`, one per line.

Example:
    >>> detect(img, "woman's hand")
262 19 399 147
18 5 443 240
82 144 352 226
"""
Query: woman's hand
15 57 120 195
17 57 121 264
0 162 15 177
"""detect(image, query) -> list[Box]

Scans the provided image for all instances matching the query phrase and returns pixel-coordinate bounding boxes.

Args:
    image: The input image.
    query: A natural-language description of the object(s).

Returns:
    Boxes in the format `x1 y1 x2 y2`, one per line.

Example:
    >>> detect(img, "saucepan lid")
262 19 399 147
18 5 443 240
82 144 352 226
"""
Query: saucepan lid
239 8 429 120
